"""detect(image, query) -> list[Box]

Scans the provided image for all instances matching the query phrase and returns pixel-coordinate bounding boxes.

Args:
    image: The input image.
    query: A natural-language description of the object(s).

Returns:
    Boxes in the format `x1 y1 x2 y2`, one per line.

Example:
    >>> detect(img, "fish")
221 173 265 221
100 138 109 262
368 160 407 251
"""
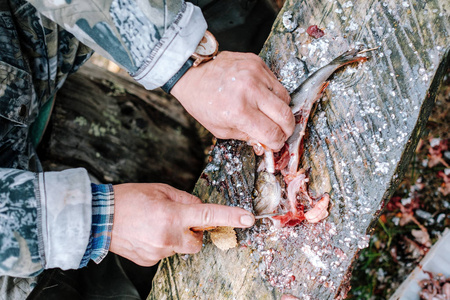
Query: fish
253 171 282 215
254 48 373 227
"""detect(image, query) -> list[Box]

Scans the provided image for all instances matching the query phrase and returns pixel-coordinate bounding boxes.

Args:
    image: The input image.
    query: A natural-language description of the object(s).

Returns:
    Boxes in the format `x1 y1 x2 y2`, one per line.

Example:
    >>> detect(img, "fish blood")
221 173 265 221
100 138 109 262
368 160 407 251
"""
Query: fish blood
255 49 370 228
307 25 325 39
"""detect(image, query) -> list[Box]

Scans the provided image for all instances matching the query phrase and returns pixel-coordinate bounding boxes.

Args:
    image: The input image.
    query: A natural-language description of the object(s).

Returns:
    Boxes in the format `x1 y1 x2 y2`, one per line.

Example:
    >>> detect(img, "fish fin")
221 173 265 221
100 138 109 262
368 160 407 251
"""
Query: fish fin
339 56 368 68
331 49 369 68
319 81 330 94
312 81 330 107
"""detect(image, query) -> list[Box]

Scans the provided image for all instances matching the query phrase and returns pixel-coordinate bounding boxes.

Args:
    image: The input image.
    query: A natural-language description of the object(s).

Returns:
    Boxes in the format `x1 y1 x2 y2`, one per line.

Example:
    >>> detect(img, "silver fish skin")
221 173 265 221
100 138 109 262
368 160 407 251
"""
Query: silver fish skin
285 49 368 176
253 48 372 227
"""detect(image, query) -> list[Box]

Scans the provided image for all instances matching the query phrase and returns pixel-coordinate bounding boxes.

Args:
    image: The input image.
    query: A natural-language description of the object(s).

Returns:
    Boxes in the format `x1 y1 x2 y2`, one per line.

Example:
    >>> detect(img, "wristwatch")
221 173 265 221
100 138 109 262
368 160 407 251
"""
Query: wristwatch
162 30 219 93
191 30 219 67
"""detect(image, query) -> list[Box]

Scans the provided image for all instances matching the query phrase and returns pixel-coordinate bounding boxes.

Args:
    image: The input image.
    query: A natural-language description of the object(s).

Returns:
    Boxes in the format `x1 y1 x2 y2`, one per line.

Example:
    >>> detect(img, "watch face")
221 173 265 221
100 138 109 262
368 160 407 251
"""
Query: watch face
195 31 218 57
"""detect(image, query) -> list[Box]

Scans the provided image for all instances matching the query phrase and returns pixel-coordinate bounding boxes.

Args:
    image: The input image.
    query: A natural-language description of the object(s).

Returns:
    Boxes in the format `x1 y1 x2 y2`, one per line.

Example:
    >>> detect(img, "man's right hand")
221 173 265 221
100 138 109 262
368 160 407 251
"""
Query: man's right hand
109 183 255 266
171 51 295 152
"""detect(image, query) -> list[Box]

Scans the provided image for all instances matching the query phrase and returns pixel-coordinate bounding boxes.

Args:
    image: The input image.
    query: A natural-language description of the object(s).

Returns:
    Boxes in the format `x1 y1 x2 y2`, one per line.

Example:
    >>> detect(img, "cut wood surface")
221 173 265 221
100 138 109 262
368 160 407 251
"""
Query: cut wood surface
148 0 449 299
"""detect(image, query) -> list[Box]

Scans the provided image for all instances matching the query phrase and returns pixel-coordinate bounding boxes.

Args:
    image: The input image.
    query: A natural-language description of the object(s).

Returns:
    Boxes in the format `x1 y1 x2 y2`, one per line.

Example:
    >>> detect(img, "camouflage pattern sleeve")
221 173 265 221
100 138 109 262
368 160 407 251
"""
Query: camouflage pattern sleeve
1 0 95 280
27 0 208 90
0 168 42 277
1 0 111 284
0 168 92 277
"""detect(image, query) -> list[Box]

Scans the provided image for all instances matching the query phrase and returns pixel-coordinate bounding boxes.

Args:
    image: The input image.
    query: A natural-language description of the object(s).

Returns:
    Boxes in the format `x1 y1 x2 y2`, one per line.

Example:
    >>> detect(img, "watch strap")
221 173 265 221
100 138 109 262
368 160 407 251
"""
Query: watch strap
161 58 194 94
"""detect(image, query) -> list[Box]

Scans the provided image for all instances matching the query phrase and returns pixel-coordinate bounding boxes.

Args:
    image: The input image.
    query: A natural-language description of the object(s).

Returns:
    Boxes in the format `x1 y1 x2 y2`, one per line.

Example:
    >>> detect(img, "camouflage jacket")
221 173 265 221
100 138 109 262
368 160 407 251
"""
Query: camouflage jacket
0 0 206 296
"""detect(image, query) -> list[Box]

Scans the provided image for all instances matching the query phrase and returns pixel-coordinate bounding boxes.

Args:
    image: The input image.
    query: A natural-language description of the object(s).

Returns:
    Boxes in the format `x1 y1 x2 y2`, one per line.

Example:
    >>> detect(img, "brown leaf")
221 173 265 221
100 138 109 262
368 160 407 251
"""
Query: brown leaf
403 237 426 259
438 170 450 196
428 138 449 168
399 211 415 226
210 227 237 251
397 200 420 226
411 229 431 247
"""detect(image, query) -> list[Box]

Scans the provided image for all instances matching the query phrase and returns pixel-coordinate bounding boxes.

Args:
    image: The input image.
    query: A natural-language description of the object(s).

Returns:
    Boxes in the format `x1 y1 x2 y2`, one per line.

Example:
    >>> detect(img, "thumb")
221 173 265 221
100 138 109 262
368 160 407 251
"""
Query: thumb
186 203 255 229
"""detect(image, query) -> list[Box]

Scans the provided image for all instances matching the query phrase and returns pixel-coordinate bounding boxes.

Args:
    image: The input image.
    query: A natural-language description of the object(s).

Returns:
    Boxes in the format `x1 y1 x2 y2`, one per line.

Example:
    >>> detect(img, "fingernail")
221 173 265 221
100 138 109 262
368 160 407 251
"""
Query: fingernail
240 214 254 226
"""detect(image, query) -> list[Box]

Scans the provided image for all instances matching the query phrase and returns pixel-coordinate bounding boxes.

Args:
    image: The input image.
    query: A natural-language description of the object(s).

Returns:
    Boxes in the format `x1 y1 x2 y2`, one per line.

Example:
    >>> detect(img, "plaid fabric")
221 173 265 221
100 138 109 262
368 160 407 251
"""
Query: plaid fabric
80 184 115 267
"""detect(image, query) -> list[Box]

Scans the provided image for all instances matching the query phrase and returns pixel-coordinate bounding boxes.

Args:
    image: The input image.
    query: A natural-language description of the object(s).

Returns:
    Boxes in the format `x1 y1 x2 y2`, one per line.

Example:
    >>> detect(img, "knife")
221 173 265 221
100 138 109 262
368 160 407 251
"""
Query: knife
190 212 285 232
254 212 285 219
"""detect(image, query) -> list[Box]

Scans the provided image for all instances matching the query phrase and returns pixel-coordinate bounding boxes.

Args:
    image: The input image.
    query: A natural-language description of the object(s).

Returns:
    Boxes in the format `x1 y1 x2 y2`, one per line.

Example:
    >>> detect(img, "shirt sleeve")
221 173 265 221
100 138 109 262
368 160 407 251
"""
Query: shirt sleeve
26 0 207 90
0 167 93 277
0 168 42 277
79 183 114 268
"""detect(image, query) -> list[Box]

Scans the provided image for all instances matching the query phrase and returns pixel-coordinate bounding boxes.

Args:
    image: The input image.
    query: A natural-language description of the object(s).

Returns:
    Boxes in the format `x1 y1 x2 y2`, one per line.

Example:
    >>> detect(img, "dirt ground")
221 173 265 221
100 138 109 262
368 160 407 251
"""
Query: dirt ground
349 70 450 299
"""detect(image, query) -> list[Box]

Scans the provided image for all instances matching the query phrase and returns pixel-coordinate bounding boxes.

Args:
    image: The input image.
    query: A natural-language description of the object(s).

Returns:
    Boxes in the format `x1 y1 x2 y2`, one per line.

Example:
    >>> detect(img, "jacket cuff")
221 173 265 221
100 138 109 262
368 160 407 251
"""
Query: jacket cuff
38 168 92 270
132 2 207 90
79 183 114 267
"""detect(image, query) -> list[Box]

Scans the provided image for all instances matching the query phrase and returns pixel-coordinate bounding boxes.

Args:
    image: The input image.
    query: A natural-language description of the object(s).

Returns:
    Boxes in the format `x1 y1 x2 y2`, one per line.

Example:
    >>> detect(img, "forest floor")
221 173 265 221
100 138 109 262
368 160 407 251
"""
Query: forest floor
349 70 450 299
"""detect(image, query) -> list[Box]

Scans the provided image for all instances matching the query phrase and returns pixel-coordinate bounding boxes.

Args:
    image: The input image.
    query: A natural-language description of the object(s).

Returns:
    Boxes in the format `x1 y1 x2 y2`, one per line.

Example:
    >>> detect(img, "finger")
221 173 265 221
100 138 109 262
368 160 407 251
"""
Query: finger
175 230 203 254
258 57 279 81
254 59 290 105
242 112 287 151
216 130 265 155
268 77 291 105
211 127 253 145
249 141 265 156
258 59 292 104
186 203 255 229
256 89 295 138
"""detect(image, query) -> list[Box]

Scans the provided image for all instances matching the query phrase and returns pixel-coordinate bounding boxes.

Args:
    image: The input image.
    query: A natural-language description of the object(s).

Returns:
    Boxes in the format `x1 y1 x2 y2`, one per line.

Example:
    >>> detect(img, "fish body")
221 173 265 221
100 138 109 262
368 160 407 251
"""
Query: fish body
256 49 369 227
285 49 368 177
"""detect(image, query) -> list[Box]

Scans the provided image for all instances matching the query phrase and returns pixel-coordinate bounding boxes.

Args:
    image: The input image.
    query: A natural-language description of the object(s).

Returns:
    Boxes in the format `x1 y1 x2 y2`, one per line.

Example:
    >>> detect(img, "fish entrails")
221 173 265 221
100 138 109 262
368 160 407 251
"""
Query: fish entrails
255 48 371 227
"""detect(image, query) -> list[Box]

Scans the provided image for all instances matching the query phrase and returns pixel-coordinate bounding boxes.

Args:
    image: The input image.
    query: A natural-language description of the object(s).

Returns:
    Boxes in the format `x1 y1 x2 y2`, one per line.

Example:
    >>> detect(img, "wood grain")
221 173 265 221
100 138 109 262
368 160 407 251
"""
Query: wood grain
148 0 449 299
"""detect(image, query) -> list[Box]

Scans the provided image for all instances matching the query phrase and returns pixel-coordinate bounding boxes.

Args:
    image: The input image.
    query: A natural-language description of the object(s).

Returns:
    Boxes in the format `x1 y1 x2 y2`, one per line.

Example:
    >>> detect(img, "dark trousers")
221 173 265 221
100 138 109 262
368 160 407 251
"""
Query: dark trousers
27 253 158 300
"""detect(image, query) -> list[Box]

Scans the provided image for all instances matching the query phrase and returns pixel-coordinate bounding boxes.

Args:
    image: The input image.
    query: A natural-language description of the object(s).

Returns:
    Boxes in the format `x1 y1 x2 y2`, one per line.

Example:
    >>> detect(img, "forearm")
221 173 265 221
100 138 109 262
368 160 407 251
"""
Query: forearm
27 0 207 89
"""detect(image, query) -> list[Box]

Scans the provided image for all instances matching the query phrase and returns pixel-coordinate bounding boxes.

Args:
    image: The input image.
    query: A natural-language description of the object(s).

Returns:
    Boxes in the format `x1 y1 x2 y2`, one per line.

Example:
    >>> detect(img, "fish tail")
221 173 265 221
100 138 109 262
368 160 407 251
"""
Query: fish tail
331 48 368 67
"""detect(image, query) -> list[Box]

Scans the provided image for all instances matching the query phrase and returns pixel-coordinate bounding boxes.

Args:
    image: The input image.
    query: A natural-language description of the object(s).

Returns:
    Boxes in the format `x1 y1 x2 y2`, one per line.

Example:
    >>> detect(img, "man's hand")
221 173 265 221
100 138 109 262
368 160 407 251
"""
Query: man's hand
171 51 295 152
109 183 255 266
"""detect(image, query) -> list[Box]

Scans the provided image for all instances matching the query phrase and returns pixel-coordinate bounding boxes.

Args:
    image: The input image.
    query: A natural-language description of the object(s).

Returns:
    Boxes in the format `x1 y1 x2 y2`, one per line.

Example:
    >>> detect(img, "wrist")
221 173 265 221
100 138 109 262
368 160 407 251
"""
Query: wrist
161 58 194 94
161 30 218 94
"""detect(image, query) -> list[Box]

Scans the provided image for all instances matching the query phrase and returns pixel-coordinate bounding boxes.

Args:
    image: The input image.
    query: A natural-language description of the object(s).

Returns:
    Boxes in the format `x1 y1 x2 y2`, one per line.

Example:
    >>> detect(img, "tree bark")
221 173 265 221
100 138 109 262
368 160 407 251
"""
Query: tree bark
38 62 206 191
148 0 450 299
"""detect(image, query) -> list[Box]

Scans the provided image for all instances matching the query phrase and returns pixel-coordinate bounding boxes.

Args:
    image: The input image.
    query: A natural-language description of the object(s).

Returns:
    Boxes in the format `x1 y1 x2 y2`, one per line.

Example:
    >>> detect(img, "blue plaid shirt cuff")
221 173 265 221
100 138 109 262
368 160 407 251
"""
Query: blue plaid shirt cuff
80 183 114 267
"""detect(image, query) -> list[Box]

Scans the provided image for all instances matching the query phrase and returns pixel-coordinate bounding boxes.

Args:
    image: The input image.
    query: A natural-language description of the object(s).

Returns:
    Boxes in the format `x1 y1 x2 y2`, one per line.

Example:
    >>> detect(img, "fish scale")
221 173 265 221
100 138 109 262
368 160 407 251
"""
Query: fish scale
255 48 376 228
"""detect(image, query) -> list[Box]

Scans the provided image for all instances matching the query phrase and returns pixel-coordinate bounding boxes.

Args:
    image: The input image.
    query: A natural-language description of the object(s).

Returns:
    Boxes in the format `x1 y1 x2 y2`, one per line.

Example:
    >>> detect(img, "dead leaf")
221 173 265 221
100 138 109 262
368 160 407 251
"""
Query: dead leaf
411 229 432 247
210 227 237 251
428 138 449 168
438 170 450 196
403 237 426 259
398 200 420 226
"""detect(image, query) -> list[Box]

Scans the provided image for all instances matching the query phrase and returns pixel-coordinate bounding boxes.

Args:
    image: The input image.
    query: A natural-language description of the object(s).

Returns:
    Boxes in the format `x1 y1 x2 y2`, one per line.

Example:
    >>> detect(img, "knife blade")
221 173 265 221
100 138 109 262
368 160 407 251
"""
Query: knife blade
254 212 285 219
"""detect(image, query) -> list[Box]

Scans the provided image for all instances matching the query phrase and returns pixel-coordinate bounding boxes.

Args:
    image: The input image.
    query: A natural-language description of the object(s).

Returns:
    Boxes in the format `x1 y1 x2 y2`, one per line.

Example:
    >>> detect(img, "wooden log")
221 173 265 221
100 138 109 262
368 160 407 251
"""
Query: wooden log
38 61 206 191
148 0 449 299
